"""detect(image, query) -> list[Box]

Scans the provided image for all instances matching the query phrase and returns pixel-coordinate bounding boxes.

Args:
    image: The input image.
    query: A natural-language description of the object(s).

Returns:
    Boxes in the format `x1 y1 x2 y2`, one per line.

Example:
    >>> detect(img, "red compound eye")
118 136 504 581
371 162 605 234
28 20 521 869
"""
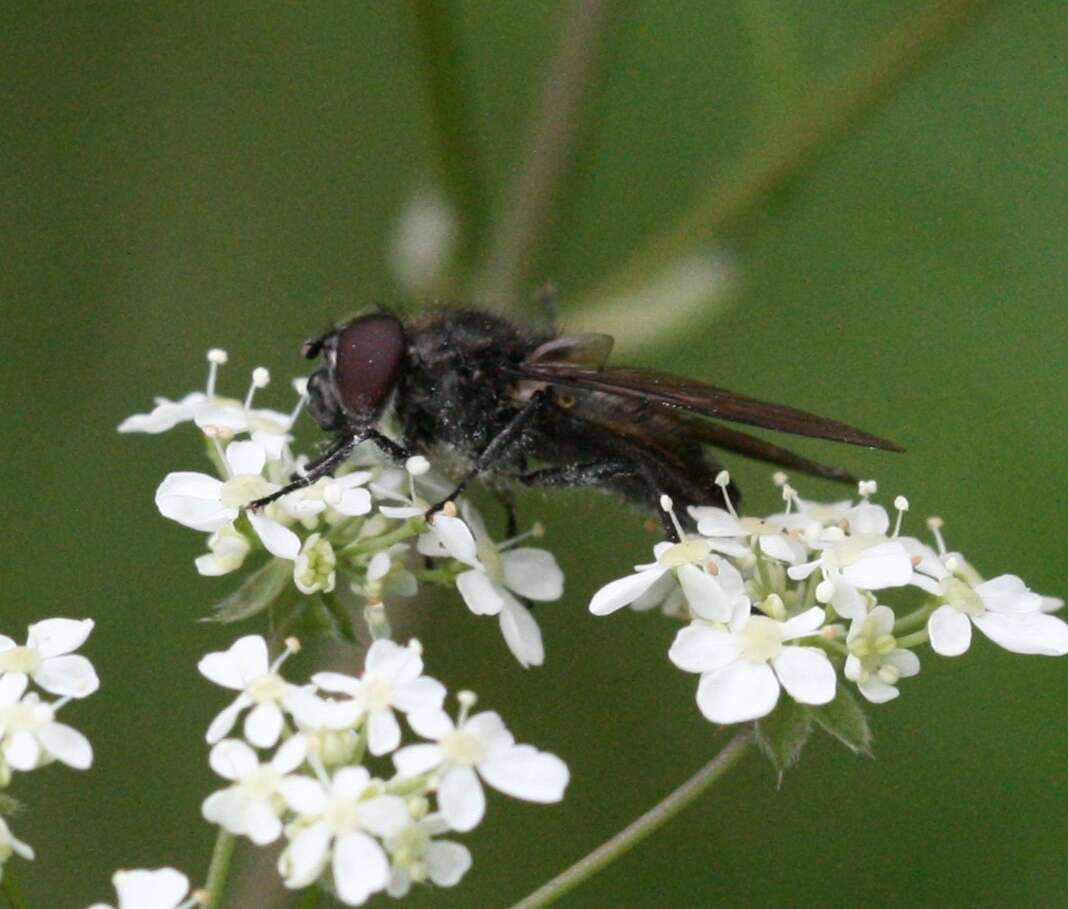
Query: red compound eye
332 313 406 417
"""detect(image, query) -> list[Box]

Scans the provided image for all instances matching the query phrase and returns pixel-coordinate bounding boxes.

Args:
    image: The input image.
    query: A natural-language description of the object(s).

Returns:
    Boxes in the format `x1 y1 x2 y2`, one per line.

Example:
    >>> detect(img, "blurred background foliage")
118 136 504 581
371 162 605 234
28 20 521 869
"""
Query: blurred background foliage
3 1 1066 907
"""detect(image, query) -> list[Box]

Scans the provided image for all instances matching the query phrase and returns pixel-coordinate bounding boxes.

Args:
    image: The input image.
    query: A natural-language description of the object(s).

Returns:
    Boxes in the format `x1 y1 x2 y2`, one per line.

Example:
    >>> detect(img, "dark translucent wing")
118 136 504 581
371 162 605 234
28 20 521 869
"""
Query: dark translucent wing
526 334 614 368
514 364 903 451
661 409 857 483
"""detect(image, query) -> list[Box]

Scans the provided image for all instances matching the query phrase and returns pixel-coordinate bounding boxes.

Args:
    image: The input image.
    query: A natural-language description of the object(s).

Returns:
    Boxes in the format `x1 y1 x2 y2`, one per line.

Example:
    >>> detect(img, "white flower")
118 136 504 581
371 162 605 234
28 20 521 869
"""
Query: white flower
155 440 300 559
0 817 34 881
788 528 913 619
199 635 303 748
312 640 445 757
688 506 806 563
394 700 569 832
202 736 315 845
117 391 207 434
419 508 562 668
194 524 251 577
669 605 836 723
0 618 98 698
589 539 744 623
844 605 920 703
0 674 93 771
294 534 337 595
278 766 408 906
280 471 374 526
86 867 192 909
926 574 1068 657
385 812 472 898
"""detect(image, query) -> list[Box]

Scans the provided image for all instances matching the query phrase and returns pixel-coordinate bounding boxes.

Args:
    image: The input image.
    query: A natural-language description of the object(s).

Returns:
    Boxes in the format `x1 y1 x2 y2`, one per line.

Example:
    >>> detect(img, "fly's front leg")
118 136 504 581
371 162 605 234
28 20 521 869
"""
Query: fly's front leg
249 433 363 510
365 429 411 463
426 391 548 520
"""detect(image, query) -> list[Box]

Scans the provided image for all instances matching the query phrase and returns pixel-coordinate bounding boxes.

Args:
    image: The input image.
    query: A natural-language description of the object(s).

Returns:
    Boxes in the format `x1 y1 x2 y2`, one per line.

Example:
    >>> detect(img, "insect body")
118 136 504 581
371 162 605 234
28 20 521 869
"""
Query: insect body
254 306 902 540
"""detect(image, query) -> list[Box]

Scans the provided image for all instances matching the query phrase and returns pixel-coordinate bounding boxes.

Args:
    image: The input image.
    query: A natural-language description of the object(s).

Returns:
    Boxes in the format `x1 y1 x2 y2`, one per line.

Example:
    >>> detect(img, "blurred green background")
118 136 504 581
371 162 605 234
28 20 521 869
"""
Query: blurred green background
3 1 1066 907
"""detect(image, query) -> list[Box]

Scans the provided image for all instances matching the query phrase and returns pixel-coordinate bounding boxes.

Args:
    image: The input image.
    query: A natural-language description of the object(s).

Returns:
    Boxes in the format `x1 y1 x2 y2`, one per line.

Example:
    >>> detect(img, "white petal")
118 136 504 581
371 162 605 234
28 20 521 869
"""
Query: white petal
271 734 308 774
331 766 372 799
1040 595 1064 614
205 698 247 744
155 473 233 531
244 702 284 749
357 794 410 838
117 393 203 433
498 598 545 668
845 503 890 536
277 775 327 816
424 515 479 566
27 618 94 658
500 549 564 601
975 575 1043 615
478 745 569 803
781 607 826 640
858 674 899 704
426 840 472 887
456 570 506 616
245 799 283 845
32 655 99 698
366 639 419 681
0 673 28 706
112 868 189 909
225 440 267 477
199 636 270 688
771 647 836 705
38 721 93 769
406 707 454 740
311 670 359 696
972 611 1068 656
928 604 972 657
334 487 372 517
668 624 738 674
589 567 668 616
368 709 402 756
393 743 445 777
438 766 485 832
279 822 331 888
759 534 804 565
692 509 744 537
209 739 258 780
5 730 40 770
831 579 868 620
677 564 732 622
885 648 921 677
248 513 301 560
842 541 913 589
333 831 389 905
393 676 446 714
695 662 780 724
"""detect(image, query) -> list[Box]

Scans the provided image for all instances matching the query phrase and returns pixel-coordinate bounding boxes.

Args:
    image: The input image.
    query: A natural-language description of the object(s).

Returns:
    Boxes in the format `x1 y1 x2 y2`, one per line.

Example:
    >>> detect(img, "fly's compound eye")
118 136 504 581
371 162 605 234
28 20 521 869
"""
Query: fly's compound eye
333 313 407 417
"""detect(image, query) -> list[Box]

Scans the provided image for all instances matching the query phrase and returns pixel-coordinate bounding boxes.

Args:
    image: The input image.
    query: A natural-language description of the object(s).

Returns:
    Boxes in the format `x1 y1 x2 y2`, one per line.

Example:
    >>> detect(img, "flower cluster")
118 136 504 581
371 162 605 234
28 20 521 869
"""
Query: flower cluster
590 475 1067 728
122 350 565 668
0 619 99 883
198 634 568 904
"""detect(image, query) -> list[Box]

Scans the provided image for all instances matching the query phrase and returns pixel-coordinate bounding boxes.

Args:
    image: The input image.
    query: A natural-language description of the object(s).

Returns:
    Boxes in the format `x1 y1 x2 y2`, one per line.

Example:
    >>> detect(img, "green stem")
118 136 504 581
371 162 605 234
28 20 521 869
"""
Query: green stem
340 520 423 557
202 829 237 909
508 729 754 909
896 629 930 650
575 0 995 313
409 0 491 277
894 602 937 635
1 871 31 909
297 885 322 909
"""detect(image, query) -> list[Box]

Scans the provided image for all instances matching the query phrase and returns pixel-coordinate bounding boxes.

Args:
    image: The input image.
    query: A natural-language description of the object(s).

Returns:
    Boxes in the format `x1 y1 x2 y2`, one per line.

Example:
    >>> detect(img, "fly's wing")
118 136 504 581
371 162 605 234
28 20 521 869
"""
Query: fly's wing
526 333 614 368
513 363 903 452
660 409 857 483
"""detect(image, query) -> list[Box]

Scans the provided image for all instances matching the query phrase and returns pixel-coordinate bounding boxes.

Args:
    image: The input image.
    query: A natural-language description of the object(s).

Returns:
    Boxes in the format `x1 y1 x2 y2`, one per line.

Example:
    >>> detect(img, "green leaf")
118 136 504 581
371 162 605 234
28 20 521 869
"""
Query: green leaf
755 697 813 779
807 685 874 757
207 558 292 624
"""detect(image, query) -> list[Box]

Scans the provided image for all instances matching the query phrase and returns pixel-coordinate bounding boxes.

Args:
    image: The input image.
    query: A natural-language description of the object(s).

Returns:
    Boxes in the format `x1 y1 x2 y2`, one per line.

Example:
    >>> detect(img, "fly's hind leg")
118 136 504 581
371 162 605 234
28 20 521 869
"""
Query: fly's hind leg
517 459 682 543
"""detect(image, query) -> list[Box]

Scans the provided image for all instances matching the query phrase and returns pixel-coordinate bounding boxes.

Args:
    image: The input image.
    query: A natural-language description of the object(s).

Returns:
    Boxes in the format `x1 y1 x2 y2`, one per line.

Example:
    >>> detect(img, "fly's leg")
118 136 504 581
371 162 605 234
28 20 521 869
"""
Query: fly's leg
249 433 363 510
365 429 411 463
426 391 548 519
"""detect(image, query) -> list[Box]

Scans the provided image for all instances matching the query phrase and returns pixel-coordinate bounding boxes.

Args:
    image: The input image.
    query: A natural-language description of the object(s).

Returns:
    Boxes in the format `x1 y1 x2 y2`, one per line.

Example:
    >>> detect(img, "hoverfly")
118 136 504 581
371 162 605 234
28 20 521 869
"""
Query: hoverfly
253 306 901 540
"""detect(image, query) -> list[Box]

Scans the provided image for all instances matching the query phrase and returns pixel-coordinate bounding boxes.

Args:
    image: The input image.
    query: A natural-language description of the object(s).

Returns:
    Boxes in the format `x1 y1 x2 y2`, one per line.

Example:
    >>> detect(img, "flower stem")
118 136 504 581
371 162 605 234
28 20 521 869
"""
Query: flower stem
894 602 936 635
0 871 30 909
202 829 237 909
508 728 754 909
896 629 929 650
